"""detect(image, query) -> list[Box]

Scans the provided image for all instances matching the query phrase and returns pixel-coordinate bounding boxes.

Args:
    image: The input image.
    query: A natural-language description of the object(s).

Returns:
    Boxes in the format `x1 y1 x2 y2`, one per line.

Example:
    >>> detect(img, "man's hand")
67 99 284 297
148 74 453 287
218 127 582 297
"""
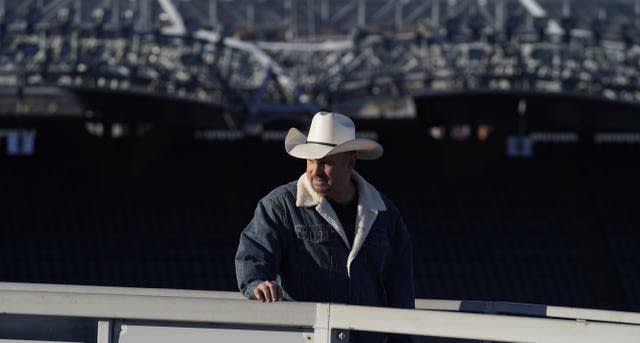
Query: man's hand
253 280 283 302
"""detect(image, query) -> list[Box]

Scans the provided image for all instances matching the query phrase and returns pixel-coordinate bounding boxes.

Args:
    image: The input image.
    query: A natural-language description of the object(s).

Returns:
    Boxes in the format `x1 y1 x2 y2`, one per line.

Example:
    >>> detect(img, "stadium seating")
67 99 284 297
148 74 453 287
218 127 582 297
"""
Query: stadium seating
1 122 639 314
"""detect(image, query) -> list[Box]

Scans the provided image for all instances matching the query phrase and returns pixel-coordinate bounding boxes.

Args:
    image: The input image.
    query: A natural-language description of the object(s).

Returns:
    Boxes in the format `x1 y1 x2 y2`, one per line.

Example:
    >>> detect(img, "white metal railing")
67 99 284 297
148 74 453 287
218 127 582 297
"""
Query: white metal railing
1 282 640 343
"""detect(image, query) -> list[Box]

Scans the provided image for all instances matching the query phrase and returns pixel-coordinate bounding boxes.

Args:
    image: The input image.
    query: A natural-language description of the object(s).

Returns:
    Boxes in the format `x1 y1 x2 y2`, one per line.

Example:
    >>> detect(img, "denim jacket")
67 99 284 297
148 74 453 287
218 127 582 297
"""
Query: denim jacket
235 170 415 312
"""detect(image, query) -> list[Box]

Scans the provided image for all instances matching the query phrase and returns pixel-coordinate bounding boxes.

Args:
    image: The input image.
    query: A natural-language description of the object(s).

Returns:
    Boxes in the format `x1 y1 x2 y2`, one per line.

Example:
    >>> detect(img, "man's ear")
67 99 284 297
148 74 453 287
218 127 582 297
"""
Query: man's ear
349 151 357 169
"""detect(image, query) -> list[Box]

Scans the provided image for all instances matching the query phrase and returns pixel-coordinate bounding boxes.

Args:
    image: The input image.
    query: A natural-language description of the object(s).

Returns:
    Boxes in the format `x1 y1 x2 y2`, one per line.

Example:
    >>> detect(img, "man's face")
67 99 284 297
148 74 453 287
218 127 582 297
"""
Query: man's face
306 152 356 199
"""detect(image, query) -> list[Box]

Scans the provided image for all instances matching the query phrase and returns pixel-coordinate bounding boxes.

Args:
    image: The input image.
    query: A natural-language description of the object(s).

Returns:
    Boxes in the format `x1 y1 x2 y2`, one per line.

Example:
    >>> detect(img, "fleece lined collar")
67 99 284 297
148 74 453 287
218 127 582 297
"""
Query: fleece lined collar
295 170 386 211
295 170 386 277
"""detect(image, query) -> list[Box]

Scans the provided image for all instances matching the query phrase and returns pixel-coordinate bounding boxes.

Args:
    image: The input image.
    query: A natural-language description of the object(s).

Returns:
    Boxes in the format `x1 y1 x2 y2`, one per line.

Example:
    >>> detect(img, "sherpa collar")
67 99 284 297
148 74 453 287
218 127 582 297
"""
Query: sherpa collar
295 170 386 276
295 170 386 211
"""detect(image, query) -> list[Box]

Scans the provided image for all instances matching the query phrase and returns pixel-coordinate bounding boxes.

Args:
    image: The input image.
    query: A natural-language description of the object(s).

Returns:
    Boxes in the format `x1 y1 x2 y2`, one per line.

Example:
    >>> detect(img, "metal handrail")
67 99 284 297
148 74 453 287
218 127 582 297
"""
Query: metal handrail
2 282 640 343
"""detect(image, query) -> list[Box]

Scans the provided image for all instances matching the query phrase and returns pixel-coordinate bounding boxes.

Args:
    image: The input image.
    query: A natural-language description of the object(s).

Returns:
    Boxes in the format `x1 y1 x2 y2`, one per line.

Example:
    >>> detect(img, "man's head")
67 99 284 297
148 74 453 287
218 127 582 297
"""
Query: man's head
285 111 382 201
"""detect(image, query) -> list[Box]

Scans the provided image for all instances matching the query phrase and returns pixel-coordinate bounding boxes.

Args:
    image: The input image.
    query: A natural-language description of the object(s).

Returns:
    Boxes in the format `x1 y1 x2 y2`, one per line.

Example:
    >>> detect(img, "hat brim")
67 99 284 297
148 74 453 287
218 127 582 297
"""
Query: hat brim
284 128 383 160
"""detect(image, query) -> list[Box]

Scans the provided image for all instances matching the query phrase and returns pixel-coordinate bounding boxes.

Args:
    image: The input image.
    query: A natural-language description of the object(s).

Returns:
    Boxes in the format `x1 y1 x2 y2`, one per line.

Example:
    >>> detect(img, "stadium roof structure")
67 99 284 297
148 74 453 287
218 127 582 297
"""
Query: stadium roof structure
0 0 639 129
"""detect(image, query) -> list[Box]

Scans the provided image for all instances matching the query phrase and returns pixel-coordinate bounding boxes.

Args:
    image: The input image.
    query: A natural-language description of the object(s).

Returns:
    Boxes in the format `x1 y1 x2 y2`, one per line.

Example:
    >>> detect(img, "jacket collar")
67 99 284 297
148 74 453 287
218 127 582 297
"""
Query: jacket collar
295 170 386 211
295 170 386 277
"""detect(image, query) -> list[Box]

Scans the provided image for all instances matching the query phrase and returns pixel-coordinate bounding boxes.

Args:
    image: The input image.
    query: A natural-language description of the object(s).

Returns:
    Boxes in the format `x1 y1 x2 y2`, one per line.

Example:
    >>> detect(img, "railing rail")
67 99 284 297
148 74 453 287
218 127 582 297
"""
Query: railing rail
1 282 640 343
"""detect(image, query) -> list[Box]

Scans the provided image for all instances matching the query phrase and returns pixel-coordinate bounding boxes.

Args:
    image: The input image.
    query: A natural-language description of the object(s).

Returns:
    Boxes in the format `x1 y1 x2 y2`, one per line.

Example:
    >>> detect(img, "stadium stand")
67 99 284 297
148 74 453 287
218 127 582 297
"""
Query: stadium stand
2 91 640 316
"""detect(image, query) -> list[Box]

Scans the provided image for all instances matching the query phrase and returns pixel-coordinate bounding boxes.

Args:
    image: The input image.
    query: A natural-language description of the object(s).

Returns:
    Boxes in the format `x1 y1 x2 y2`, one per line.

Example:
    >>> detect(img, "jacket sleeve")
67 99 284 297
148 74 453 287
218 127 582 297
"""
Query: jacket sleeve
386 214 416 343
235 197 285 299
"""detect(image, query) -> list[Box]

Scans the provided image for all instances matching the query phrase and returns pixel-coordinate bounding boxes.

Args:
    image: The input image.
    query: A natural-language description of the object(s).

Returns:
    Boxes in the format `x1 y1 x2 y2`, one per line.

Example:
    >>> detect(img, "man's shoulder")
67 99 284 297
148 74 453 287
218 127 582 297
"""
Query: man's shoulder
377 191 405 220
262 180 297 202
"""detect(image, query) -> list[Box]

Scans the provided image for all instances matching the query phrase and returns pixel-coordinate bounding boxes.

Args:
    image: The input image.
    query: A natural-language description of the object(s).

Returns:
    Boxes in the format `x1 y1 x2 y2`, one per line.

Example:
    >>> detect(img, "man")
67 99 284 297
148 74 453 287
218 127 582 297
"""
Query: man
235 111 415 342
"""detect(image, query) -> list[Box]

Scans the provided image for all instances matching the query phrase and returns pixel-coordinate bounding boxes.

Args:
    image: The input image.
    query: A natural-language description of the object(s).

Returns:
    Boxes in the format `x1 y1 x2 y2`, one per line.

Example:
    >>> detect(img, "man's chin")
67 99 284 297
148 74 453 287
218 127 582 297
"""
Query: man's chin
312 185 330 195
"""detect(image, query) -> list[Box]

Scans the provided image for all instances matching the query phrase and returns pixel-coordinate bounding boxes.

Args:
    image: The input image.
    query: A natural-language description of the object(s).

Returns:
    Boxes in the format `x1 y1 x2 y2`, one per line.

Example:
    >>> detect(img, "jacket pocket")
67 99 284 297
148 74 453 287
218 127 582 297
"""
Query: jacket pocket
294 224 336 243
294 224 337 273
364 227 391 248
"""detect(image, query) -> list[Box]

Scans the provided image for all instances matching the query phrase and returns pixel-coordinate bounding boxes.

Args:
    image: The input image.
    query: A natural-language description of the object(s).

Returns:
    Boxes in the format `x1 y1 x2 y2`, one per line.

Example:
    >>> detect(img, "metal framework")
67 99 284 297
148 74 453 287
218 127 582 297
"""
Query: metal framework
0 0 321 130
0 0 639 128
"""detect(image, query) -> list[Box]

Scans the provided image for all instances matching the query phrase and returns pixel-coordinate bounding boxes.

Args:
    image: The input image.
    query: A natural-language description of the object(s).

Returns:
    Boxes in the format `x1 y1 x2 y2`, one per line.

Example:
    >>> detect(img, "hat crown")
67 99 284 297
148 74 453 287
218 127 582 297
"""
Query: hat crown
284 111 383 160
306 111 355 146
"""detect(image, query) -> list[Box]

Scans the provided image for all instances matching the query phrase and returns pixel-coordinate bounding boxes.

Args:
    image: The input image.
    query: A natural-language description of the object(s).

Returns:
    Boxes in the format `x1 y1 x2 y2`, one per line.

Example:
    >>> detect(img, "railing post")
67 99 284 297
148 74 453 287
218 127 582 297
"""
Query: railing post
97 320 112 343
314 303 331 343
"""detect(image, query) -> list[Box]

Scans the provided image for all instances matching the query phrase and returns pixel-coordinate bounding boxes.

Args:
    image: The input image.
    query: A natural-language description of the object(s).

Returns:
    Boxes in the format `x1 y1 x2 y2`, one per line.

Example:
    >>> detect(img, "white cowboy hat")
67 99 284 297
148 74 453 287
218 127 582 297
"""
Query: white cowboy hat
285 111 383 160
